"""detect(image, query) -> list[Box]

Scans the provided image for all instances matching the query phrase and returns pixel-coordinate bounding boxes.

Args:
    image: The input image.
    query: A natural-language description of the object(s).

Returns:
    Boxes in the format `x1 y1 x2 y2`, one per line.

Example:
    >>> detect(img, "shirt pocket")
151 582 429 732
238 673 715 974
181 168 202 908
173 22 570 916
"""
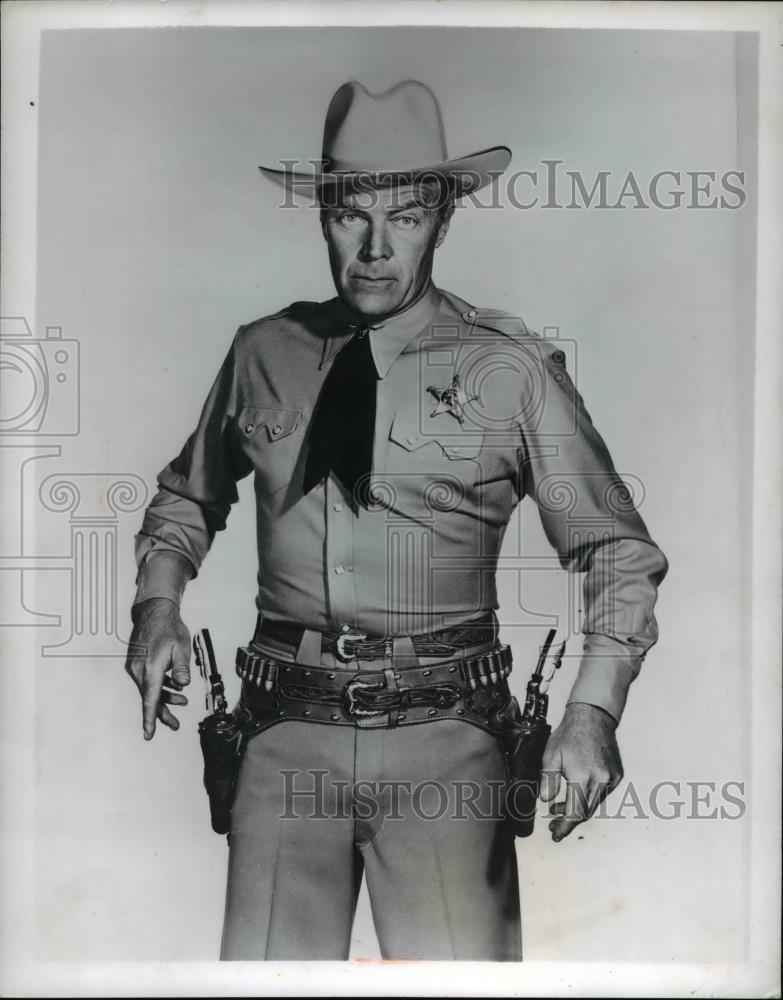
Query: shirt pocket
385 411 484 510
236 405 304 496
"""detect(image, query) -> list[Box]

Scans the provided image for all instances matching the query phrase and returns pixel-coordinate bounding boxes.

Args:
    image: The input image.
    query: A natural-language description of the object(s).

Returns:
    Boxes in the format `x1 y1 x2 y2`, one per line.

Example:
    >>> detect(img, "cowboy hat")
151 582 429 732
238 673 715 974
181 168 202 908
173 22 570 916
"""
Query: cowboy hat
258 79 511 196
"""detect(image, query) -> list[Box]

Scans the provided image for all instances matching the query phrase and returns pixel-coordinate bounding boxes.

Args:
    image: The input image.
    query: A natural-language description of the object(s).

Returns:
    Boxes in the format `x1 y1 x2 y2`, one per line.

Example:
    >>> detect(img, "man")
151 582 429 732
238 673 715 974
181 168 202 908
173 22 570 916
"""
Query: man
126 80 667 961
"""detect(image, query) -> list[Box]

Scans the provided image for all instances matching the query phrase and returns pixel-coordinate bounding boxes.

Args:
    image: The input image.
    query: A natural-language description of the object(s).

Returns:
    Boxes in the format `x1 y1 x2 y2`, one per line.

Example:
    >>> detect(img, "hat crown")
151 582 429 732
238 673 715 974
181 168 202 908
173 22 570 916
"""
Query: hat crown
322 80 448 173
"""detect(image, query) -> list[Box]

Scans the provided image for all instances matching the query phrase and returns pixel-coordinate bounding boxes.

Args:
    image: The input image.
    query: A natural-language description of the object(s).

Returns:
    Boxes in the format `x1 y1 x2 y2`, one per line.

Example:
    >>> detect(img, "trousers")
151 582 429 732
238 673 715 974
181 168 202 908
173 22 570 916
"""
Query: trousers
220 714 521 960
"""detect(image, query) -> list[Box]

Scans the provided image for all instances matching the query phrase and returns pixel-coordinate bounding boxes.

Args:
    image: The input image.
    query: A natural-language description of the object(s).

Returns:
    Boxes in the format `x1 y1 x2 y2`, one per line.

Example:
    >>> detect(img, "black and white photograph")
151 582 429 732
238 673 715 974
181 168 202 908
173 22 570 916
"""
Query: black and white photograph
1 1 780 996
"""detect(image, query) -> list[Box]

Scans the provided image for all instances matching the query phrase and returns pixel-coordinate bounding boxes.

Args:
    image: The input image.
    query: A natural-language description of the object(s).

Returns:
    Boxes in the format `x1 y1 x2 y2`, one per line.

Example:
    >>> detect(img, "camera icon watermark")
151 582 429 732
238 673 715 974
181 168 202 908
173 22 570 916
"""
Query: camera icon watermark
0 317 80 436
418 320 579 443
0 315 148 655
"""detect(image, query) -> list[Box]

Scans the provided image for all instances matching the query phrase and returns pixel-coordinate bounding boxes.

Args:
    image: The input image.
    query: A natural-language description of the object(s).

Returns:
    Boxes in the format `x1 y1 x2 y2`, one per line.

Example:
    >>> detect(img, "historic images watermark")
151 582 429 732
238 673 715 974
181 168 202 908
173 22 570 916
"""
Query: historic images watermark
277 770 747 823
271 160 748 211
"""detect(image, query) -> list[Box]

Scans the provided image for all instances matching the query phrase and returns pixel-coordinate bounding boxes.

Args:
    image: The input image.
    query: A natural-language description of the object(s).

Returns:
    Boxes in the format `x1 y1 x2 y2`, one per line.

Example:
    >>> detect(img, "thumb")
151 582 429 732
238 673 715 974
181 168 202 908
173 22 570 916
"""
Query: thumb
170 639 191 687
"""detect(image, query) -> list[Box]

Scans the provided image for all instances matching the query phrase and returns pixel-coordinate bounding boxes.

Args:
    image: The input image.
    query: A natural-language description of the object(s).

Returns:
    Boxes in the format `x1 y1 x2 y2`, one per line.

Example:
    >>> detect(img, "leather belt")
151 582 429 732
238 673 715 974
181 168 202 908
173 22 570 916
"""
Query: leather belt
254 611 498 663
235 643 514 735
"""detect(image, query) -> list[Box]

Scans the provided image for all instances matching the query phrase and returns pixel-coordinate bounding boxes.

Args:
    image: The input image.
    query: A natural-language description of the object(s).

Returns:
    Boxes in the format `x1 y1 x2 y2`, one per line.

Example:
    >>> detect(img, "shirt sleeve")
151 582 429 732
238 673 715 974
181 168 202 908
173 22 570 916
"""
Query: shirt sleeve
516 341 668 724
132 330 251 607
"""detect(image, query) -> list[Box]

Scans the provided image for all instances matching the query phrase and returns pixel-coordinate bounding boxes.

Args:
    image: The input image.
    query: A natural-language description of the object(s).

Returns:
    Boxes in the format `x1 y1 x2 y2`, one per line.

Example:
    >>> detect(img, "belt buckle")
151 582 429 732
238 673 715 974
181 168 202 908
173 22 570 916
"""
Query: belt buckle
335 628 368 663
342 673 387 717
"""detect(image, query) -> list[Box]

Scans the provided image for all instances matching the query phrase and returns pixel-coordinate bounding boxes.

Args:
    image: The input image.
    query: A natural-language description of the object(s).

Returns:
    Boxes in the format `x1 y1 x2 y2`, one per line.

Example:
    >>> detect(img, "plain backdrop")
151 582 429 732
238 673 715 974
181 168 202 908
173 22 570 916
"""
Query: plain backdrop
28 26 756 963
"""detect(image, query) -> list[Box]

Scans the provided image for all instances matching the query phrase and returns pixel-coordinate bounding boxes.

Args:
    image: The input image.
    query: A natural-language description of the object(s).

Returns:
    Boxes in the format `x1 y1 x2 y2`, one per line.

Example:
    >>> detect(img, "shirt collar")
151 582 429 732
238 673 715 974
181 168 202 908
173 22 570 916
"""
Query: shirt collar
320 282 442 378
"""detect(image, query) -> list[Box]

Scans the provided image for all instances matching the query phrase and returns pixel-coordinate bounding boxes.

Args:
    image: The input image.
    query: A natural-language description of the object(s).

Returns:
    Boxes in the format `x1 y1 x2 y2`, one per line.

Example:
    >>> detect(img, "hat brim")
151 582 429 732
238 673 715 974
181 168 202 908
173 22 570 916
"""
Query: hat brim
258 145 512 198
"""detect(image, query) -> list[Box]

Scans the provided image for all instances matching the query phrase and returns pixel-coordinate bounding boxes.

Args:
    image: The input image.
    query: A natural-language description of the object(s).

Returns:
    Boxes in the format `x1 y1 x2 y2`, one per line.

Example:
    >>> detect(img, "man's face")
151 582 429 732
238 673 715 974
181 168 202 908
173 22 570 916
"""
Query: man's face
321 181 452 319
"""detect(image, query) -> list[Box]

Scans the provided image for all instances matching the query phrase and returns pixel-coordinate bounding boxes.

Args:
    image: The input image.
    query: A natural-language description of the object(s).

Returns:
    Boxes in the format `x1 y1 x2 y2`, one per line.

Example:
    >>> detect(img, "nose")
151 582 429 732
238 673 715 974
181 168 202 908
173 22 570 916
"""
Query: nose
358 219 392 263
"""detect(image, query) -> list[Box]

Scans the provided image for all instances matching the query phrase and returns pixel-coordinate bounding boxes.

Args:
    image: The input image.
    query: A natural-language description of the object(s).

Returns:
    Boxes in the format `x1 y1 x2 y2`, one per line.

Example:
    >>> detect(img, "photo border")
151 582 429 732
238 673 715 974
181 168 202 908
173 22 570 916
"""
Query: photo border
1 2 780 997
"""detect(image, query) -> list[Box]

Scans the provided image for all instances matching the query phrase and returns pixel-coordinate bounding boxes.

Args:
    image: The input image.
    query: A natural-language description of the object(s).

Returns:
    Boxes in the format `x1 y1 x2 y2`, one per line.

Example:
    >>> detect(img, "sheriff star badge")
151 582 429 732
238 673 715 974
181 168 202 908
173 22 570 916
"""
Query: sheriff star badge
426 375 478 425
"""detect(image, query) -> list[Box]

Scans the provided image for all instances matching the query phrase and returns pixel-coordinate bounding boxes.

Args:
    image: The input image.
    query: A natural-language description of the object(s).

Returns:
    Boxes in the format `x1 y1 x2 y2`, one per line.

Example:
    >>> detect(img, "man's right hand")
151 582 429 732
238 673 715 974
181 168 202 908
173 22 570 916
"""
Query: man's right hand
125 597 192 740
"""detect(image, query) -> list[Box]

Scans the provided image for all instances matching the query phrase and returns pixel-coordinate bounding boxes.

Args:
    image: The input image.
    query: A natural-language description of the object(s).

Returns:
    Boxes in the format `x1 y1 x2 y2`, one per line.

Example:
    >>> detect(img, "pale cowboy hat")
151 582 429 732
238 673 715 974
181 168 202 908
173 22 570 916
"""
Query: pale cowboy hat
258 79 512 196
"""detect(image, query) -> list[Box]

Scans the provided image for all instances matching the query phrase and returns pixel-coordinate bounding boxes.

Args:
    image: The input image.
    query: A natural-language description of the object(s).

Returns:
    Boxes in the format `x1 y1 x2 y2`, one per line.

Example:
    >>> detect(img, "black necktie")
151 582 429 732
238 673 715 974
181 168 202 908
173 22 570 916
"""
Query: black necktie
304 325 379 507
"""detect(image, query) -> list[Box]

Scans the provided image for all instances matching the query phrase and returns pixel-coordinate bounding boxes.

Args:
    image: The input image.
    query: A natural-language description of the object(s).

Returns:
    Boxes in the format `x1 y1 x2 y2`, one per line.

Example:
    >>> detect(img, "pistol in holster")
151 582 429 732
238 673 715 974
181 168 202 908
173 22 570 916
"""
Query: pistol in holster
194 629 246 835
495 629 565 838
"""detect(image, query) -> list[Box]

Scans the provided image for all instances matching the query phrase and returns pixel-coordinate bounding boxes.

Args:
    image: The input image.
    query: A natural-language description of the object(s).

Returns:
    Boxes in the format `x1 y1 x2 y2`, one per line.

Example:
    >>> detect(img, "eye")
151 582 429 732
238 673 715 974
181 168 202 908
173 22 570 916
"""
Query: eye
336 211 366 229
392 215 419 229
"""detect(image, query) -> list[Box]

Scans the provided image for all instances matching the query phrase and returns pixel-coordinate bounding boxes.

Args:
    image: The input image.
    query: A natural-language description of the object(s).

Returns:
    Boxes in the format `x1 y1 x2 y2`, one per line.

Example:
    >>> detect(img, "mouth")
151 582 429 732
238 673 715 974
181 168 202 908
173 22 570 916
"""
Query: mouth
350 275 396 285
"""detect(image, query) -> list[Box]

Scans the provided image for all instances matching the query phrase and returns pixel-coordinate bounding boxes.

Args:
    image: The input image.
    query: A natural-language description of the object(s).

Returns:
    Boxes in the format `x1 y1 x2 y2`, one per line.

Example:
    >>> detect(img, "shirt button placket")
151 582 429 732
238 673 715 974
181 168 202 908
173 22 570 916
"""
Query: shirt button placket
324 476 358 629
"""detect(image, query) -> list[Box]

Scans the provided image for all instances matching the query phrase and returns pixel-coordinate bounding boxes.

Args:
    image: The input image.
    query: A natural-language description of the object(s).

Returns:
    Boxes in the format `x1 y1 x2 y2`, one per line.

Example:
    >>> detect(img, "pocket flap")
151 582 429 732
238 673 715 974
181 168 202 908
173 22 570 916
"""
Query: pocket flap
239 406 302 442
389 412 483 459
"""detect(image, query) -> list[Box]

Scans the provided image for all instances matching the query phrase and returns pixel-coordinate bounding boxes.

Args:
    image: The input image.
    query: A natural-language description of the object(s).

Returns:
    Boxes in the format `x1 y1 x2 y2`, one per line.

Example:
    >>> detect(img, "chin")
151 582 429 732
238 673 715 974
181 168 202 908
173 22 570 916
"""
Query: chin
343 286 403 318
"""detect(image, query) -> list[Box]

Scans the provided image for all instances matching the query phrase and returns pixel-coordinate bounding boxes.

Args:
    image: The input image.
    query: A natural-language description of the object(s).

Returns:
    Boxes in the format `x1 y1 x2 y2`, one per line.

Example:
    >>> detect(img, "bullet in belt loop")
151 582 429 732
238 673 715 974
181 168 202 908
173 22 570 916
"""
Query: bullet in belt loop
265 660 278 692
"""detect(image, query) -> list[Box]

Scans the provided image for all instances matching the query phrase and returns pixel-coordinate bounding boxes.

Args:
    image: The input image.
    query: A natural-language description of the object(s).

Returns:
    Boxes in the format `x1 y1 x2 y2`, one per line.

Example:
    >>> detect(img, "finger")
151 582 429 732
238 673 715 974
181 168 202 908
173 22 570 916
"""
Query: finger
160 689 188 707
157 702 180 732
163 675 183 691
547 778 615 832
547 801 568 837
539 769 562 803
170 640 191 688
141 658 168 740
550 780 591 841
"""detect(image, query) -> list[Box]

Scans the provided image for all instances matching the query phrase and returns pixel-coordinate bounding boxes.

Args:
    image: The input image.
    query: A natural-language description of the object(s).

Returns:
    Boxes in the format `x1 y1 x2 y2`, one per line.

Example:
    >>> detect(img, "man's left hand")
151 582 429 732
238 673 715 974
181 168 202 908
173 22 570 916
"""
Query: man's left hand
539 702 624 842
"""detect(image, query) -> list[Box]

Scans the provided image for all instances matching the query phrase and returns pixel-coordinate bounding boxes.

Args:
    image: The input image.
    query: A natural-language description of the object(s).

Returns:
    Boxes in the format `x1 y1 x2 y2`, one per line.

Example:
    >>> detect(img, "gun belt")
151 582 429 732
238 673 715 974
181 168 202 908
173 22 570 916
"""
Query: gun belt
234 644 514 734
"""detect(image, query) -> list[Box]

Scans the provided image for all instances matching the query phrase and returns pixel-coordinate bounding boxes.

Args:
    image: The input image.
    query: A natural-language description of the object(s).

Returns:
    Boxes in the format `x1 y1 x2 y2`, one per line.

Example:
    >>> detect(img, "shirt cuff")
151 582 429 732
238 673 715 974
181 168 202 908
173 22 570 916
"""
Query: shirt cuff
565 633 645 725
132 550 194 608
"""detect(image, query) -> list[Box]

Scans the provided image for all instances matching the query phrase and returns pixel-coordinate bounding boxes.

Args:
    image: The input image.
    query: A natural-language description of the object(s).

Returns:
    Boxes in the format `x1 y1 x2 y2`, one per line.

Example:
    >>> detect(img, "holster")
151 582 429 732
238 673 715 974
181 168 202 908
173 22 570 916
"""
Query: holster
198 711 245 835
494 696 551 838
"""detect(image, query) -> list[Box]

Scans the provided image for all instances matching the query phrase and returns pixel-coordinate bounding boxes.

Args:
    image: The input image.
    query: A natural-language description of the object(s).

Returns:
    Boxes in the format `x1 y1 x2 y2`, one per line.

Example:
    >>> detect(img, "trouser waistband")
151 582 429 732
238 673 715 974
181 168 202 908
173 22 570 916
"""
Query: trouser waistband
252 611 499 667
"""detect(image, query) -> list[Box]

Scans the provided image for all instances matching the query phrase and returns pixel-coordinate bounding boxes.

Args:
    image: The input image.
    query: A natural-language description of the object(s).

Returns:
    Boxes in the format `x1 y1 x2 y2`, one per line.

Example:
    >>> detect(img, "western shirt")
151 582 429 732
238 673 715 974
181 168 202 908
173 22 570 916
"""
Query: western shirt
133 283 668 722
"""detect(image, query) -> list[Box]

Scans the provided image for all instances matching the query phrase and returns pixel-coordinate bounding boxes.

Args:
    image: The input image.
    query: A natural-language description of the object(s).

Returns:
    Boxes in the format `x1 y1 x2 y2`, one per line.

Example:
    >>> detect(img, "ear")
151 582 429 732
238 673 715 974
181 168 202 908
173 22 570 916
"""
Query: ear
434 214 451 249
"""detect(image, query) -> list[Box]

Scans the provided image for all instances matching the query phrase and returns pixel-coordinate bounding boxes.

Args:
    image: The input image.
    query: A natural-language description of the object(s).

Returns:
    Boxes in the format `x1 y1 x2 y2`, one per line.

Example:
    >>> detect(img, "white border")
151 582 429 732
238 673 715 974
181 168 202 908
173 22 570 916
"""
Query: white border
1 2 780 997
